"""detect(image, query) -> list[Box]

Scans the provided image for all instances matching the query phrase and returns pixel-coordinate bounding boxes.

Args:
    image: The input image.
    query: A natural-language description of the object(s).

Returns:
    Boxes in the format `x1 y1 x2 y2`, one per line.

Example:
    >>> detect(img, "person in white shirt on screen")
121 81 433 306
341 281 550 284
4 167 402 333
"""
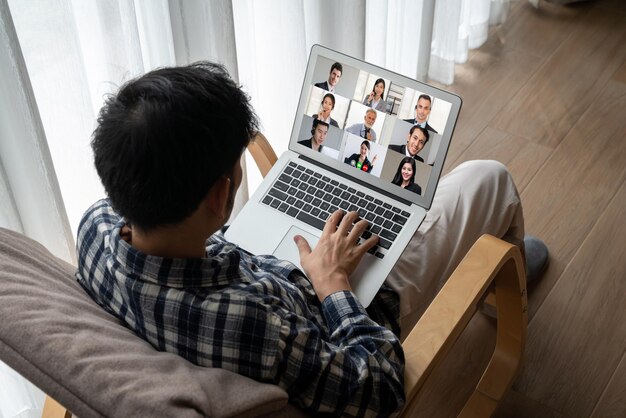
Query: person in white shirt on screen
389 125 429 163
314 62 342 93
346 108 377 142
403 94 438 134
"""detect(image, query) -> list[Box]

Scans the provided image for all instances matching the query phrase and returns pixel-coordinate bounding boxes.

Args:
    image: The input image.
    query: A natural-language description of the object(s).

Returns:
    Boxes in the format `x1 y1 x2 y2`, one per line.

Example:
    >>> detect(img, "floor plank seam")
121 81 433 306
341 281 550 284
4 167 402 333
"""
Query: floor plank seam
589 349 626 417
526 176 626 328
488 3 600 144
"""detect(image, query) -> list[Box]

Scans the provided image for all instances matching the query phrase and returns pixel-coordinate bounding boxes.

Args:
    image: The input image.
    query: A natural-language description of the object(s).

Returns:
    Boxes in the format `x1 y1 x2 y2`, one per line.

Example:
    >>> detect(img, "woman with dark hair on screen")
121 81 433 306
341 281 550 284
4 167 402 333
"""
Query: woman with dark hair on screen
362 78 387 111
344 140 377 173
312 92 339 127
391 156 421 195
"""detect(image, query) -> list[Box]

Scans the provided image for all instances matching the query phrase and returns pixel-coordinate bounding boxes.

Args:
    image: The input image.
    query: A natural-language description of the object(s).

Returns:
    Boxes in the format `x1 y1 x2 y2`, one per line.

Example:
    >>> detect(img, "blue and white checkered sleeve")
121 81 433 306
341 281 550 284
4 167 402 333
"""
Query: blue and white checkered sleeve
274 290 405 417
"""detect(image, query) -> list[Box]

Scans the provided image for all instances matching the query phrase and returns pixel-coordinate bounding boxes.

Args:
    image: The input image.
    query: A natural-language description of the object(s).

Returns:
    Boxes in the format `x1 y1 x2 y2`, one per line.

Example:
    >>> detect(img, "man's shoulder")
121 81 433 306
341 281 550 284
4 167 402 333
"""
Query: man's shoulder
79 198 120 232
314 81 328 89
388 144 403 151
77 199 119 251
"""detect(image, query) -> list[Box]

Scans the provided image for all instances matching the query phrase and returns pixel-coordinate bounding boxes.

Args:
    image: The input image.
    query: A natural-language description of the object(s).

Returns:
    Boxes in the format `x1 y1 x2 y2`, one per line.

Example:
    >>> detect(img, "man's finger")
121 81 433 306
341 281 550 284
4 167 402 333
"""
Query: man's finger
294 235 312 259
322 210 343 237
358 234 380 256
337 211 358 235
348 219 369 241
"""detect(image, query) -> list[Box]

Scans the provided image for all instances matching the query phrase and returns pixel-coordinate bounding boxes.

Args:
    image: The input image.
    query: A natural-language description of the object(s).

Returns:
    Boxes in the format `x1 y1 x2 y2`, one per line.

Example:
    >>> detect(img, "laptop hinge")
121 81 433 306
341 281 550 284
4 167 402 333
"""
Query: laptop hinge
299 155 413 207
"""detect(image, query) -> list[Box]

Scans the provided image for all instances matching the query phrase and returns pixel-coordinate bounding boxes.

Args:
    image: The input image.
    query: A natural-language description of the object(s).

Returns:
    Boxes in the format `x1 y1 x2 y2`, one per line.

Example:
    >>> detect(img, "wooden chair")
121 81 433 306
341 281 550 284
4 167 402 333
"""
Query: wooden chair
1 133 526 418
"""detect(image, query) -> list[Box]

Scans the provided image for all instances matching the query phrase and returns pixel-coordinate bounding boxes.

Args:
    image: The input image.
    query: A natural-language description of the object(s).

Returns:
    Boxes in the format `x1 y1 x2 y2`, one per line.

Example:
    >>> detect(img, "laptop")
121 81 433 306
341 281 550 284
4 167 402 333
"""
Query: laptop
226 45 461 307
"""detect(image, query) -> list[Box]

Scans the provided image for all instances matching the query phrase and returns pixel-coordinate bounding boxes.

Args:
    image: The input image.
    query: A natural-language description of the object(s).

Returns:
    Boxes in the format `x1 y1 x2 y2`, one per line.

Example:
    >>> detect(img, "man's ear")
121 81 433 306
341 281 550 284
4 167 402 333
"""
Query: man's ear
204 176 231 220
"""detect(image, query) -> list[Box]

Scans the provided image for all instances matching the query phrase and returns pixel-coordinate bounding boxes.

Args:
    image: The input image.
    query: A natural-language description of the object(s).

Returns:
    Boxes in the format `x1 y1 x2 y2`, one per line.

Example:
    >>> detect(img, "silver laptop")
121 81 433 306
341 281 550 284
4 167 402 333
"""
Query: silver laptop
226 45 461 307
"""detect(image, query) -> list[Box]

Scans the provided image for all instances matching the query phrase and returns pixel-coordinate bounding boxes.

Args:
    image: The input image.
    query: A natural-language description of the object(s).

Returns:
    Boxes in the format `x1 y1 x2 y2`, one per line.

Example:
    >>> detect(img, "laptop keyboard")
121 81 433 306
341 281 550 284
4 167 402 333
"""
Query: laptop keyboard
261 161 411 259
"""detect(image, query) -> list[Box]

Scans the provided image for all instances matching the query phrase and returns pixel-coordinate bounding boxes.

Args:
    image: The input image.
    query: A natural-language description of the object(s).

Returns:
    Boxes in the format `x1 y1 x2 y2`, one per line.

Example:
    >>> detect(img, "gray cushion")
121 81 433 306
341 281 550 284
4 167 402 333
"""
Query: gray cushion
0 227 305 418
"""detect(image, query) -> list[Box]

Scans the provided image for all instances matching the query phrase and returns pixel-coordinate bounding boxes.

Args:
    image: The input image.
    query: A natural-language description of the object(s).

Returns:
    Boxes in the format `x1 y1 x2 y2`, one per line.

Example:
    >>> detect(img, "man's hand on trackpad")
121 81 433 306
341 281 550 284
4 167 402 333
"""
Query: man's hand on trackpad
294 210 379 302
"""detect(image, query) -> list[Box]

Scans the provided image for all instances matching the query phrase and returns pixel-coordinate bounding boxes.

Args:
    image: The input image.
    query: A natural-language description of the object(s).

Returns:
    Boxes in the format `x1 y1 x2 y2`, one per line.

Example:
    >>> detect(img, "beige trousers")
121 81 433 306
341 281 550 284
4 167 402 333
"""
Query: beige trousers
385 160 525 338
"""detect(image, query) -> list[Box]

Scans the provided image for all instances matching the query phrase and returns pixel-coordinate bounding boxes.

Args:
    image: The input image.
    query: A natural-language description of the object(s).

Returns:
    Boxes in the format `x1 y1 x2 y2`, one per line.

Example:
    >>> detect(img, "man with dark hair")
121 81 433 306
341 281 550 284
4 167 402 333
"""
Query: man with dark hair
314 61 342 93
389 125 430 163
298 118 329 152
77 62 403 417
404 94 438 133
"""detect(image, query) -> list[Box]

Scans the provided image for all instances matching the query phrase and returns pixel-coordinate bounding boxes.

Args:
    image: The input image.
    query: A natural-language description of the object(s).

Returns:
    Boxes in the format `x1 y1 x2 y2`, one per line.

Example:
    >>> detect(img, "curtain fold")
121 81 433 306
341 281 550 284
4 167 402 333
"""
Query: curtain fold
429 0 509 84
0 0 74 263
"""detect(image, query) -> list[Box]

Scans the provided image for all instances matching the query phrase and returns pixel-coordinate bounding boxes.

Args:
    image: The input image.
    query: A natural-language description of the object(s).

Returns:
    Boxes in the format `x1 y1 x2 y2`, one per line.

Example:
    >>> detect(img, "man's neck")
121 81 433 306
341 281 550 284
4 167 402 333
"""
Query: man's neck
129 210 218 259
311 137 321 151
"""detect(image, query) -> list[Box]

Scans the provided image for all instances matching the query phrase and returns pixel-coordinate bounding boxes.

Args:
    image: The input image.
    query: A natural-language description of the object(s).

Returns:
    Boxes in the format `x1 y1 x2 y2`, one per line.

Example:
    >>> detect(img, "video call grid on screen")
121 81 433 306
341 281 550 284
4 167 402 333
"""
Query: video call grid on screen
291 45 461 209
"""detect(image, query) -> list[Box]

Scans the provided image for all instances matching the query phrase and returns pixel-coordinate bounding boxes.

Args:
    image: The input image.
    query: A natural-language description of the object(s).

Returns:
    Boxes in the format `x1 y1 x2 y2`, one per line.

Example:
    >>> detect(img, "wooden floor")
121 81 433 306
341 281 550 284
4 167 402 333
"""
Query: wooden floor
412 0 626 416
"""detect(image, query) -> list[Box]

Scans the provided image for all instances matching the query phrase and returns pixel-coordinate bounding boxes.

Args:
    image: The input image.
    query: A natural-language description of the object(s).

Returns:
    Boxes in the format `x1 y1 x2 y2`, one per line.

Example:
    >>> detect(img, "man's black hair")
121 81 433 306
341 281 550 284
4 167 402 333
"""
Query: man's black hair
415 94 432 107
330 62 343 74
312 118 330 132
92 61 258 231
409 125 430 144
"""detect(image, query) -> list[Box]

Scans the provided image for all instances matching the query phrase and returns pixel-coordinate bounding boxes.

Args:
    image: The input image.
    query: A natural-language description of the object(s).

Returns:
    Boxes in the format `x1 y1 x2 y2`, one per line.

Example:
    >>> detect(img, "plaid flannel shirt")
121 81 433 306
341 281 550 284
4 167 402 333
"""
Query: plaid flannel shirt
76 199 404 417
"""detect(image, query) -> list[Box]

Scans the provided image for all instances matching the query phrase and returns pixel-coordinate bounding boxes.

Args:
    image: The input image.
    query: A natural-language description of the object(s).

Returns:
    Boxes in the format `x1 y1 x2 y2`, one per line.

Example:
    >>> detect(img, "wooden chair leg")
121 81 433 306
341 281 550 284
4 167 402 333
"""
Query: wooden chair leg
459 244 528 417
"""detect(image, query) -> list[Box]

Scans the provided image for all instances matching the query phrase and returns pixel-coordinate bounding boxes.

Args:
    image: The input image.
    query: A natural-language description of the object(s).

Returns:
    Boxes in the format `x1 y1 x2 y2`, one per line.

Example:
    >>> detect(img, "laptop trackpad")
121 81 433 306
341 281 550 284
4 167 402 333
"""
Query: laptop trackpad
272 226 320 271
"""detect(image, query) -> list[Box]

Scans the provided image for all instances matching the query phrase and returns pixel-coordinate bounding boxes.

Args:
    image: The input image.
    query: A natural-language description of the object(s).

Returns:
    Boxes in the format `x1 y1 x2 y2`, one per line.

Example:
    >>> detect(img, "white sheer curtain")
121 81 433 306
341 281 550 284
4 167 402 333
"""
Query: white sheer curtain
0 1 509 416
430 0 510 84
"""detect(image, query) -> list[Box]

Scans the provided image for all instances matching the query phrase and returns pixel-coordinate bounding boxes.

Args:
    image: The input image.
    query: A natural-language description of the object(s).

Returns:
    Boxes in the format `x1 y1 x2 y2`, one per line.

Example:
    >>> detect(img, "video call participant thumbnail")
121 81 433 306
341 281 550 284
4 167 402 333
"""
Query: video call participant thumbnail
362 78 386 112
344 140 377 173
388 125 429 163
346 108 378 142
403 94 437 133
312 93 339 127
299 119 329 153
314 62 342 93
391 157 421 195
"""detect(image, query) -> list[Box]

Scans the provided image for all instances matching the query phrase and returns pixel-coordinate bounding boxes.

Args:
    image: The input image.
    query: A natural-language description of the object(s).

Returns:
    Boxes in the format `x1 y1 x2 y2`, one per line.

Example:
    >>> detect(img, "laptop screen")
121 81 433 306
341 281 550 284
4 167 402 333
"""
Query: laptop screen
289 45 462 210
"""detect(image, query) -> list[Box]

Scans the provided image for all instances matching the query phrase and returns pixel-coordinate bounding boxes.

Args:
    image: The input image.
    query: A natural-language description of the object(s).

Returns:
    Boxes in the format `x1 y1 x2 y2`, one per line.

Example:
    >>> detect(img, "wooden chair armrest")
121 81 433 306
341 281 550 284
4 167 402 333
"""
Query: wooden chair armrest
42 396 71 418
401 234 527 417
248 132 278 178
